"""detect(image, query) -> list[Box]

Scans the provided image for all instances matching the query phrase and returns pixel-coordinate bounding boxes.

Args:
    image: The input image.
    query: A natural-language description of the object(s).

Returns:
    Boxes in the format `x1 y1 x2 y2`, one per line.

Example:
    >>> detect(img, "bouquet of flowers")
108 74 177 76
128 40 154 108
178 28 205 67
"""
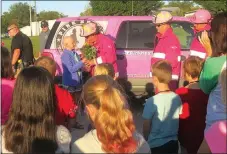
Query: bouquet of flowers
80 44 97 60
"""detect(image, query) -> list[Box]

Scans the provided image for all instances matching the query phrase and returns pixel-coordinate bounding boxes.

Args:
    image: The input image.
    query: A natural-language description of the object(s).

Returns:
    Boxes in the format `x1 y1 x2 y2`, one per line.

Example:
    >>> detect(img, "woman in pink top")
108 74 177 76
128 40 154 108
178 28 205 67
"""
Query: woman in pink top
1 46 15 125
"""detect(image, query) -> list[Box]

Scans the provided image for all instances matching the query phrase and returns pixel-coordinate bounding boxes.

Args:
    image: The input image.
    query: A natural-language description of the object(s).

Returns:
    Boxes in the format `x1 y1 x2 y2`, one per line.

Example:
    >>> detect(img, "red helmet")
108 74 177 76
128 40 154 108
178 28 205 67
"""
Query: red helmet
190 9 212 24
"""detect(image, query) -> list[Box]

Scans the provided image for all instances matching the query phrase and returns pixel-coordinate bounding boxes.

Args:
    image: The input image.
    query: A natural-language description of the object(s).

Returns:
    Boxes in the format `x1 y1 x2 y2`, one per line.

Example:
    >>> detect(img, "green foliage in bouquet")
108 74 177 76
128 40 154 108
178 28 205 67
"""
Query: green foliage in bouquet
80 44 97 60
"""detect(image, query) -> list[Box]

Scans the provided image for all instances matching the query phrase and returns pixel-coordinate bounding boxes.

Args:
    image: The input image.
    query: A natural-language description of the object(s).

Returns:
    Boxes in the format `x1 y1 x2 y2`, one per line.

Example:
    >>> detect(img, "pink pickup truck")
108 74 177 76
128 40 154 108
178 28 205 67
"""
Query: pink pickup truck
43 16 194 95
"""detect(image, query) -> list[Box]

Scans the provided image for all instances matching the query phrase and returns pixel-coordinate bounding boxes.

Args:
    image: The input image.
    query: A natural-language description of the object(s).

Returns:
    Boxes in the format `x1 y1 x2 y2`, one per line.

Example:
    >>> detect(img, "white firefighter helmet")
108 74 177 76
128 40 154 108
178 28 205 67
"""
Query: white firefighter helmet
80 22 97 37
154 11 173 24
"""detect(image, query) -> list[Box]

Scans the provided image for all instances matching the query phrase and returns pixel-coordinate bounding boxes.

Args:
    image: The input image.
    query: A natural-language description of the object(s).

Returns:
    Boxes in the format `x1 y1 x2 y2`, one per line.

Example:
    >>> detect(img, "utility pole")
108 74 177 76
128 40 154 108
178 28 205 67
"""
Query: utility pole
29 1 32 36
34 1 38 35
34 1 37 21
131 0 134 16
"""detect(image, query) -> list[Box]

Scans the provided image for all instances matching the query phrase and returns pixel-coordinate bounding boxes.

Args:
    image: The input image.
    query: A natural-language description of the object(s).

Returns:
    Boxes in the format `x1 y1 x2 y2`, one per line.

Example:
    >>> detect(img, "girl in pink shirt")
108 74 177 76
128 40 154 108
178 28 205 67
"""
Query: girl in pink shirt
1 46 15 125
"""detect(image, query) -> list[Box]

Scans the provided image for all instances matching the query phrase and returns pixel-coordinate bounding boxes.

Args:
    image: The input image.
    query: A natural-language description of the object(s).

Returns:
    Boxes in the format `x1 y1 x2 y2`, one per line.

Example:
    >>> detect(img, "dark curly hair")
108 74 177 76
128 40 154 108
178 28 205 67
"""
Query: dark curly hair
3 66 57 153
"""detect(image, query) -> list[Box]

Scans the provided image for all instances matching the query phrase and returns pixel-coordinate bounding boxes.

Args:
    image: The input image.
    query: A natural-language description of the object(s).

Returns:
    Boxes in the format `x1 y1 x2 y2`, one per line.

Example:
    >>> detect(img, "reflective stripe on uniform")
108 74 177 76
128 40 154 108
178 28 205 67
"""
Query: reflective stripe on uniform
96 57 103 64
150 72 152 77
190 50 206 59
153 53 181 61
115 72 119 77
178 56 181 62
172 75 179 80
153 52 166 59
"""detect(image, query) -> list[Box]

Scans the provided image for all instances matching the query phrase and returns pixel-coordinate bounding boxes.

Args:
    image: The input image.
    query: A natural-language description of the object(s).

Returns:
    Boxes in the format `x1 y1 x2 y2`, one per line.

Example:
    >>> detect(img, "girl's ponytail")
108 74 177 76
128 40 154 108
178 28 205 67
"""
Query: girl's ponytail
82 75 138 153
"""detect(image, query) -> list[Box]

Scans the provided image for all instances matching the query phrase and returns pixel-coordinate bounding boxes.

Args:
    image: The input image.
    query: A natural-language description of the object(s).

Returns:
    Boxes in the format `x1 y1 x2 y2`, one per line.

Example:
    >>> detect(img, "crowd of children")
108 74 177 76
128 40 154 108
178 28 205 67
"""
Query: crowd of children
1 11 226 154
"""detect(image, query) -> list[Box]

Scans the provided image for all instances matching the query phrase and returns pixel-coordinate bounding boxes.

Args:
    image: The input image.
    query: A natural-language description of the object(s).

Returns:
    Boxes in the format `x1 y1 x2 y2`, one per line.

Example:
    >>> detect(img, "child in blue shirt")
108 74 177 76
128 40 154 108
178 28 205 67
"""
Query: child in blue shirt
142 60 182 153
61 36 87 93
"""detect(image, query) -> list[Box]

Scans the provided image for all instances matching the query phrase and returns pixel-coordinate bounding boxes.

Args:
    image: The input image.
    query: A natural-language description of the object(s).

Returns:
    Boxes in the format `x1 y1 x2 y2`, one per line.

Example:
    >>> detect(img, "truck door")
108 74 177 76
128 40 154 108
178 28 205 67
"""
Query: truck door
115 21 157 79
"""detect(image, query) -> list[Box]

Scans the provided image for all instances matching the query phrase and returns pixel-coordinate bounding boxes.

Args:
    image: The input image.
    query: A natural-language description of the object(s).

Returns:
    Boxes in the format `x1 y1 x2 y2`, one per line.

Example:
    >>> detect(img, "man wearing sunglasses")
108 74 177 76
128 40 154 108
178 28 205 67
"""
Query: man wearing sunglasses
189 9 212 59
8 23 34 72
39 20 50 56
151 11 181 91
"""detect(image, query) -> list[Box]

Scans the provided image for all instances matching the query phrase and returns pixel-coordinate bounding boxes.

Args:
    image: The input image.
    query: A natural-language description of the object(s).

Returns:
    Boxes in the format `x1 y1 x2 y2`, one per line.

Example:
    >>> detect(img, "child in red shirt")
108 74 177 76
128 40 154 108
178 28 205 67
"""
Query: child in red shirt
35 56 77 127
176 56 208 153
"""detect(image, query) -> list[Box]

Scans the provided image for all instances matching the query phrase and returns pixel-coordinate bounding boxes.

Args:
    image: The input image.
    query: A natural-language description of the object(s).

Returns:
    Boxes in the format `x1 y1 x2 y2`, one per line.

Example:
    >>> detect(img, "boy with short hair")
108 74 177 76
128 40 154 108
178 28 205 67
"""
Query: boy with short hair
142 60 182 153
176 56 208 153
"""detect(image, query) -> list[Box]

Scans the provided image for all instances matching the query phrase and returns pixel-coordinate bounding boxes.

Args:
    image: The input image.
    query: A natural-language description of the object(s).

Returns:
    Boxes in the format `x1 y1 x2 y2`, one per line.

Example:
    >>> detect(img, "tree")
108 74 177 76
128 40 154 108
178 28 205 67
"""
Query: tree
80 5 93 16
165 1 201 16
37 11 66 21
90 1 164 16
193 0 227 15
1 12 13 33
1 2 67 33
8 2 35 28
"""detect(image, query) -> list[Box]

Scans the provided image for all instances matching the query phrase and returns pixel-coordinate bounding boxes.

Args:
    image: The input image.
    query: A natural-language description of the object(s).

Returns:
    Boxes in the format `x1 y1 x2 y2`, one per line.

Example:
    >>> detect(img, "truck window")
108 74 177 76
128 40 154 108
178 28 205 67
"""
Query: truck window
116 21 156 49
171 21 194 49
115 21 127 49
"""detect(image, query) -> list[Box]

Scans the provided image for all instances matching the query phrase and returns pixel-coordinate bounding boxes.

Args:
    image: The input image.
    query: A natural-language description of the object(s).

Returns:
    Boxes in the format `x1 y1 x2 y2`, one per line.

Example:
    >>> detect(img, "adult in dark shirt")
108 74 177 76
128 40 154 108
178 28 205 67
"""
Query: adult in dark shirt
7 24 34 70
39 20 50 56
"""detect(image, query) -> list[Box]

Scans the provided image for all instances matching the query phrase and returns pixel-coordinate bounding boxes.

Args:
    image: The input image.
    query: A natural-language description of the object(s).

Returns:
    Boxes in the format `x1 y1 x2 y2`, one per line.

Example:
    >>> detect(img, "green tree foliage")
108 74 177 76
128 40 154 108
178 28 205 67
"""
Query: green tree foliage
8 2 35 28
1 2 35 33
165 1 201 16
1 2 66 33
1 12 13 34
37 11 66 21
193 0 227 15
80 5 93 16
90 1 164 16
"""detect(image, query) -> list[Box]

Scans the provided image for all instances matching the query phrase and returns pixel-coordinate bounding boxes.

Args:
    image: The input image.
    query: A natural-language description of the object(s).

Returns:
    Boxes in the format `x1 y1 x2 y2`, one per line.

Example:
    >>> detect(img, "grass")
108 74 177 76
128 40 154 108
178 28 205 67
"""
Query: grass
2 36 40 58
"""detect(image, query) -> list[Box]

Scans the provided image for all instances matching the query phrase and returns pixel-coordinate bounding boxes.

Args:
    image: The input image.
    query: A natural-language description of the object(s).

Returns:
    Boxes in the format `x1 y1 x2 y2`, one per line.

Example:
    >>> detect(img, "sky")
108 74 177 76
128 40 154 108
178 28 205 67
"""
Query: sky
1 1 170 16
1 1 89 17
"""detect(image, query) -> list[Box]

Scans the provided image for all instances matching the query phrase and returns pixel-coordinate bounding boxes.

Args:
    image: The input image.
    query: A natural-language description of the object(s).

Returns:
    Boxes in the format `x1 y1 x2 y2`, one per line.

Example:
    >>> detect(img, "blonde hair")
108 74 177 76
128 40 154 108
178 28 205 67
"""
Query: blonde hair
152 60 172 84
63 36 74 49
220 68 226 105
94 63 115 78
81 75 137 153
